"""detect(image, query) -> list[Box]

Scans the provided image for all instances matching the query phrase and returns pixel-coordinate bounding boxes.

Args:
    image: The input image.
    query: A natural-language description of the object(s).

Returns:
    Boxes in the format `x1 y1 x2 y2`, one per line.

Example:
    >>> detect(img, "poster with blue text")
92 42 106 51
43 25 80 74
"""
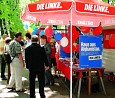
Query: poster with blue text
79 35 102 68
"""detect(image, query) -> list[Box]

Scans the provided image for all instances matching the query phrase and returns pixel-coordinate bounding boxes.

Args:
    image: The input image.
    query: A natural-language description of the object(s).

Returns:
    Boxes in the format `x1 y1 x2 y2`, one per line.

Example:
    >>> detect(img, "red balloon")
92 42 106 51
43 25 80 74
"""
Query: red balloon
61 33 66 37
63 45 70 53
109 34 115 48
47 37 51 42
80 26 90 33
45 26 53 37
93 26 102 36
63 44 76 53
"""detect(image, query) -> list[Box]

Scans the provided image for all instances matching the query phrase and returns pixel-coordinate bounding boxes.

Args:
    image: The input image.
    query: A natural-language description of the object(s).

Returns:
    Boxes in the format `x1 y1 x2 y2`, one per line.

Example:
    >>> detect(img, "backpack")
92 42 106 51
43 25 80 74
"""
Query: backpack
3 41 15 64
3 51 12 64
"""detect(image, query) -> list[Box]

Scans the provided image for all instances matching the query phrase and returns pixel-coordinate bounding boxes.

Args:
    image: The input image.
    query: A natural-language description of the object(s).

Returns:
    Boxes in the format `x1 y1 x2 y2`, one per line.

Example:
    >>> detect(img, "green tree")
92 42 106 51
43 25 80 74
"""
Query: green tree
0 0 37 38
0 0 25 38
103 0 115 5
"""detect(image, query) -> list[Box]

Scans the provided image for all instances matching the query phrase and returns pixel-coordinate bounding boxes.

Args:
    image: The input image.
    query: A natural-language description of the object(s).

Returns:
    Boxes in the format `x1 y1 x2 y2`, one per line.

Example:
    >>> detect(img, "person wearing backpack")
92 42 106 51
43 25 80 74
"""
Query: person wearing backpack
4 37 12 83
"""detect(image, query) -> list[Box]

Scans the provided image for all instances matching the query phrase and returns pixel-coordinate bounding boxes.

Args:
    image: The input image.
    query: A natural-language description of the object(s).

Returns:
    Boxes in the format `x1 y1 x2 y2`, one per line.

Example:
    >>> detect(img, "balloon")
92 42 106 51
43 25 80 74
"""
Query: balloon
32 25 36 30
28 27 33 33
109 34 115 48
25 24 28 30
39 30 45 36
27 30 31 34
63 44 76 53
61 33 66 37
34 27 39 32
60 37 69 47
54 33 62 41
93 26 102 36
63 45 70 53
32 30 37 35
80 26 90 33
45 26 53 37
60 47 70 58
47 37 51 42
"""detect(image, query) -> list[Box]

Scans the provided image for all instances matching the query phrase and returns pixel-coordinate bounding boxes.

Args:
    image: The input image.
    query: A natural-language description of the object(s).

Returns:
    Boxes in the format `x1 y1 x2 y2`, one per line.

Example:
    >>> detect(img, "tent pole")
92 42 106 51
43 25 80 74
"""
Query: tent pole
70 8 73 98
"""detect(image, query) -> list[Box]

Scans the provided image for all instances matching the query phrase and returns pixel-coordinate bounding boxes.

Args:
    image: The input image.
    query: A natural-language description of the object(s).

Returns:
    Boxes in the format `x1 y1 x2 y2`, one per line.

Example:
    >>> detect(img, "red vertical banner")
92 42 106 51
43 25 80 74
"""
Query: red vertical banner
103 29 115 49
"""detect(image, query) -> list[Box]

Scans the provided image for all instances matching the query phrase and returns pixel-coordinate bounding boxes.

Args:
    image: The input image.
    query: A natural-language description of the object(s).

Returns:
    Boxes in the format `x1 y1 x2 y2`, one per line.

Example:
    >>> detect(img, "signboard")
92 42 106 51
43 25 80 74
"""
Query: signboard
79 35 102 68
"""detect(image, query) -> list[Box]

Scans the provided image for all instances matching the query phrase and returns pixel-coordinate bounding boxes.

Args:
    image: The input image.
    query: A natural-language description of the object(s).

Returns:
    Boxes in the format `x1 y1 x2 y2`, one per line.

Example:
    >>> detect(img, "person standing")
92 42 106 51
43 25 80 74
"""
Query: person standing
0 34 8 80
50 42 57 77
7 32 25 92
25 33 31 48
4 37 12 83
25 35 49 98
40 35 54 86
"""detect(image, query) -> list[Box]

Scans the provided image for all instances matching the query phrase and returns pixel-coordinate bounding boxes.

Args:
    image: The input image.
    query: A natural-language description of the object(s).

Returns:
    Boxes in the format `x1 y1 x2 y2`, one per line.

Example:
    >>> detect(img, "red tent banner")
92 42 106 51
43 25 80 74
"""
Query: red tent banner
28 0 72 12
75 0 115 15
21 0 115 27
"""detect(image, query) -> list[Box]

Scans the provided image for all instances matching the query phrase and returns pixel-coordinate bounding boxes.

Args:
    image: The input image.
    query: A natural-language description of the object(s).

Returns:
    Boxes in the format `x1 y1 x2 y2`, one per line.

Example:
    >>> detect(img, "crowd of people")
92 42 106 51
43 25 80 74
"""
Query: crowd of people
0 32 58 98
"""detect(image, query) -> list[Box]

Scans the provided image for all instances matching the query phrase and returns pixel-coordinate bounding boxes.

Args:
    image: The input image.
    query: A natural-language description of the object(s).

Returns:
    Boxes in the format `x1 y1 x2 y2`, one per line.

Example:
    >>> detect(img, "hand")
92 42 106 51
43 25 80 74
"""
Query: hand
45 66 49 70
21 61 25 68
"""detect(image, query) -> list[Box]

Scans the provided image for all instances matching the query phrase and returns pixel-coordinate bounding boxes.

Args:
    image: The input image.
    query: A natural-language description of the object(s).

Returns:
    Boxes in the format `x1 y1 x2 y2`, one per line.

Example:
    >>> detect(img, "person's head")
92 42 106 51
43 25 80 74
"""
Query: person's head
15 32 22 42
50 42 55 48
40 35 47 45
31 35 38 43
2 34 8 40
5 37 11 44
25 33 31 40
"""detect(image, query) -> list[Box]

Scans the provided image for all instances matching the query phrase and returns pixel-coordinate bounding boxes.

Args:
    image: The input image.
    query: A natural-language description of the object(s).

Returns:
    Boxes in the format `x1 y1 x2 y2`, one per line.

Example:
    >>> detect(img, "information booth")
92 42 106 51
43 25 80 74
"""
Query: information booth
20 0 115 98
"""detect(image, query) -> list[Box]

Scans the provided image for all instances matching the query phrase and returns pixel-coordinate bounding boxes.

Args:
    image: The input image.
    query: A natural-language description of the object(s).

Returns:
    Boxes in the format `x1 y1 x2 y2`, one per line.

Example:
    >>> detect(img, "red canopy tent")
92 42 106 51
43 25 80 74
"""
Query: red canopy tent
20 0 115 98
21 0 115 27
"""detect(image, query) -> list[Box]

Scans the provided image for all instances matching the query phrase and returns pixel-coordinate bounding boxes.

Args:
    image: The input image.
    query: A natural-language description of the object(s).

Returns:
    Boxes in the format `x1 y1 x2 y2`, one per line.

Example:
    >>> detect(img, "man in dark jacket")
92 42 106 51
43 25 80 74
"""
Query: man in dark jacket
25 35 49 98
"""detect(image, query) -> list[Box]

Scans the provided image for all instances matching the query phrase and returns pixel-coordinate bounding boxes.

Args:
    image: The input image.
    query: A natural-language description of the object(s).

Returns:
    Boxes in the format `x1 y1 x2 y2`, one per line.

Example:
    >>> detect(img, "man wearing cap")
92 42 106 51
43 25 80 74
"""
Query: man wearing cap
0 34 8 80
25 35 49 98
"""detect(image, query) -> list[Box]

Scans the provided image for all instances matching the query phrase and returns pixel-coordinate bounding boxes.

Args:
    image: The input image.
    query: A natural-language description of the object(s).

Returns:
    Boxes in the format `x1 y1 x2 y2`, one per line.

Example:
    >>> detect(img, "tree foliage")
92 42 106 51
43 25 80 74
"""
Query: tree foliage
0 0 26 37
0 0 38 38
103 0 115 5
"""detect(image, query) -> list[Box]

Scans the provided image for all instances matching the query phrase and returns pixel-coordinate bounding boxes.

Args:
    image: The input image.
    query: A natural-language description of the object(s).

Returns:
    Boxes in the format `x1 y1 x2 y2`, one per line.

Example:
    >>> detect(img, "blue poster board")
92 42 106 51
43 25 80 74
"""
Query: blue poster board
79 35 102 68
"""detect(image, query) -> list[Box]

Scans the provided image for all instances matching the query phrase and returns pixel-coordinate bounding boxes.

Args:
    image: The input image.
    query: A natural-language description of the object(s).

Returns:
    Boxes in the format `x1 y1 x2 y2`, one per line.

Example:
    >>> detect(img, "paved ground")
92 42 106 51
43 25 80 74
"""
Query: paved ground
0 67 70 98
0 66 115 98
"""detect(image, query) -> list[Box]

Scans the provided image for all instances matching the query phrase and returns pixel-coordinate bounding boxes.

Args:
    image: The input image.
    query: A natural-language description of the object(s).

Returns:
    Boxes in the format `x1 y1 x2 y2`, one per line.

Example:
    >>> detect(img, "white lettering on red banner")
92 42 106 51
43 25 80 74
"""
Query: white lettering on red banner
84 4 109 13
77 20 93 26
25 15 36 22
37 2 62 10
47 19 64 25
